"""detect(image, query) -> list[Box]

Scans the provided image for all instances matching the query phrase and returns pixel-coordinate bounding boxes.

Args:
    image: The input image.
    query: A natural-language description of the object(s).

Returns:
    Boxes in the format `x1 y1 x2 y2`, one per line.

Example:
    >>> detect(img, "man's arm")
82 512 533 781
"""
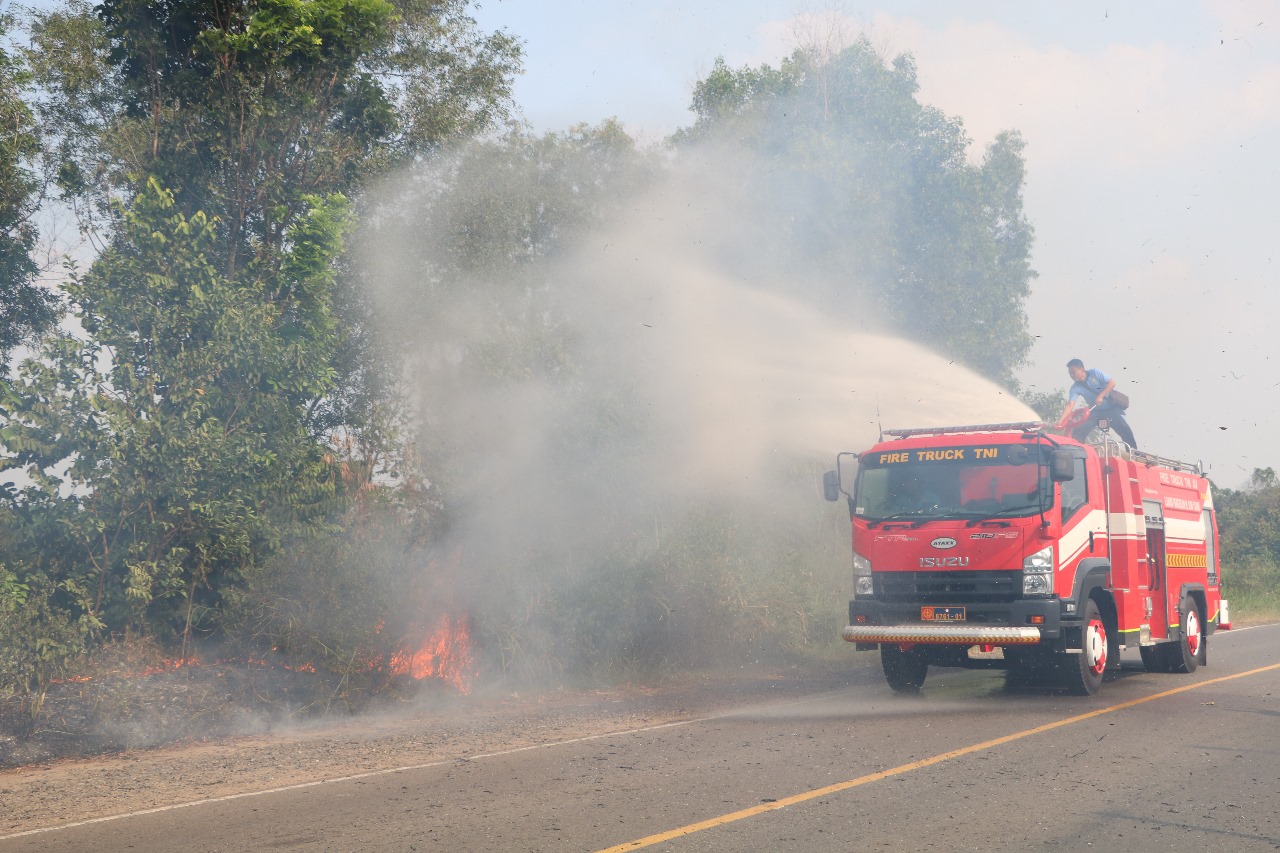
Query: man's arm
1057 400 1074 428
1096 376 1116 405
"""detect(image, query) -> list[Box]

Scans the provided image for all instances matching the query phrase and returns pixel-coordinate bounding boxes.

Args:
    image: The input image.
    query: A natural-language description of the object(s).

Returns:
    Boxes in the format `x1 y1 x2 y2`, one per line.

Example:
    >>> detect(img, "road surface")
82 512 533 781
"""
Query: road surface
3 624 1278 851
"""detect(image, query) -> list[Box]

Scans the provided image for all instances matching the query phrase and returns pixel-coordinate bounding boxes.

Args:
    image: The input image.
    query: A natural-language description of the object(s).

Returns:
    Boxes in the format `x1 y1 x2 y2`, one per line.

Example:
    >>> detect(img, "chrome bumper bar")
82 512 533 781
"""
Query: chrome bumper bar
842 625 1042 645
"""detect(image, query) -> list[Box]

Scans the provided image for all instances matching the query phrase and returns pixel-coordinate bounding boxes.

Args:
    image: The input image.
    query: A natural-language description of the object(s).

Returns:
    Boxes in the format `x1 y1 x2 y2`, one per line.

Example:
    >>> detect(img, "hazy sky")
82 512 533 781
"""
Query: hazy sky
471 0 1280 487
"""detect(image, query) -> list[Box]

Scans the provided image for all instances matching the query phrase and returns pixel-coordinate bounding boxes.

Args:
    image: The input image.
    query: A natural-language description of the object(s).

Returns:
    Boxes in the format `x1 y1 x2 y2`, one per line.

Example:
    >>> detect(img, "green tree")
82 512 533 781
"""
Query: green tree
2 180 349 643
677 39 1037 384
0 13 58 372
25 0 521 449
1216 468 1280 567
29 0 520 276
1214 468 1280 614
2 1 522 649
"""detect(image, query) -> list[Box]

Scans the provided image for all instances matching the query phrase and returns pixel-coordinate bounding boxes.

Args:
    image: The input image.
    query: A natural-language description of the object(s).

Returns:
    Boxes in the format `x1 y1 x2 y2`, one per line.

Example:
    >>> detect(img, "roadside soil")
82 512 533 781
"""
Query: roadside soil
0 660 869 836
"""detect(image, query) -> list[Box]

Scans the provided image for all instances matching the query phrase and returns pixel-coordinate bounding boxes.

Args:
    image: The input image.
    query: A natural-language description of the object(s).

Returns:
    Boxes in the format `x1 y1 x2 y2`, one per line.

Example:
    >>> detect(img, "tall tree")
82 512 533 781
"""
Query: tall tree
0 13 58 374
2 180 350 639
24 0 521 448
677 39 1037 384
2 0 521 640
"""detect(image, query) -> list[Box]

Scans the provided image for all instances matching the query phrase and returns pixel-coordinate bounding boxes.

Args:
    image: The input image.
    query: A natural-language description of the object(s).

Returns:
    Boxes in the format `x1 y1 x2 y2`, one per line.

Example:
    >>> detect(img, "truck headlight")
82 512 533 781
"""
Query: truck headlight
853 553 873 597
1022 545 1053 595
1022 573 1051 595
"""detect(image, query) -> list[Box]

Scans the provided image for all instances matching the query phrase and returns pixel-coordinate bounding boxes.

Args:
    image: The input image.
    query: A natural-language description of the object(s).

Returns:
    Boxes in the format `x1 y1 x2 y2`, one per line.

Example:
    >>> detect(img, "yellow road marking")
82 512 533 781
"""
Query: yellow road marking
597 662 1280 852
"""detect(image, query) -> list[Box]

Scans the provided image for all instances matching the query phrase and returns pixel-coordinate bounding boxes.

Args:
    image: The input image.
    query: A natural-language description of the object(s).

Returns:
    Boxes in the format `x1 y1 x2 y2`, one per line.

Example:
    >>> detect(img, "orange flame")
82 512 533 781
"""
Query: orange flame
388 614 475 694
135 657 204 677
50 616 475 694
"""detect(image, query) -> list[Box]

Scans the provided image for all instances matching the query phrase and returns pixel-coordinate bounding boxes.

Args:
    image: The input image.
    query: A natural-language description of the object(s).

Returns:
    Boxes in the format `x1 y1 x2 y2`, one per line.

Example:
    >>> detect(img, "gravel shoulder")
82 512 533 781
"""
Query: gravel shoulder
0 661 868 836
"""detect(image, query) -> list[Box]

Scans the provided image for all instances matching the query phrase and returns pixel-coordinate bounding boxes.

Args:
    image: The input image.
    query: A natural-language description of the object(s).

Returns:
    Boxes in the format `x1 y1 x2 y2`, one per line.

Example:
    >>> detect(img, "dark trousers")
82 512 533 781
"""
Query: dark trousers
1071 401 1137 448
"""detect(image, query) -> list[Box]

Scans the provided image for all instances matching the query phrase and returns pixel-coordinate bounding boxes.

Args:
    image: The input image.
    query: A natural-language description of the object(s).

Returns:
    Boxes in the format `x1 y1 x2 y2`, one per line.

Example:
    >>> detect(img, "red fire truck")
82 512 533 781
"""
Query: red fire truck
823 421 1229 695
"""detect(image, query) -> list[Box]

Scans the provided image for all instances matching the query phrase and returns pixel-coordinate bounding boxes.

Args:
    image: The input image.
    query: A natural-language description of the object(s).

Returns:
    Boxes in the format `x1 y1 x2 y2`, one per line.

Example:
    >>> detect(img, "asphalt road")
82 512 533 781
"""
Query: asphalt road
4 624 1279 852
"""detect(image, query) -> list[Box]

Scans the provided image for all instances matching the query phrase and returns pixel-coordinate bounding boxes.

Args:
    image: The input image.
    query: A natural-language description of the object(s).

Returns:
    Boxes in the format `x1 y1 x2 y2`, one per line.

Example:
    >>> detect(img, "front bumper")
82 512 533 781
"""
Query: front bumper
847 596 1064 643
842 624 1041 644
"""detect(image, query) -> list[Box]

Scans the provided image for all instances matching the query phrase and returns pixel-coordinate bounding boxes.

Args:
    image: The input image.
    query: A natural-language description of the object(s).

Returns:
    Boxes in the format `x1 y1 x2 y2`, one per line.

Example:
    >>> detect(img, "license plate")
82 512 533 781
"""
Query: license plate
922 606 966 622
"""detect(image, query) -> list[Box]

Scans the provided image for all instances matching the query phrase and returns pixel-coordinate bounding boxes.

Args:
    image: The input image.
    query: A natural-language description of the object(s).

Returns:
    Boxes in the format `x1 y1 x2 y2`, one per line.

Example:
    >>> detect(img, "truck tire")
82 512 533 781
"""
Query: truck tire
1063 599 1108 695
1166 595 1202 674
881 645 928 693
1105 619 1121 673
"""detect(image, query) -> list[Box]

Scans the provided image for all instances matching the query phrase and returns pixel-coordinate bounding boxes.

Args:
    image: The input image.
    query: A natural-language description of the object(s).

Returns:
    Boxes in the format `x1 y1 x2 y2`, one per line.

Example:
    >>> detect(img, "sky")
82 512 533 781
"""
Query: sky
469 0 1280 487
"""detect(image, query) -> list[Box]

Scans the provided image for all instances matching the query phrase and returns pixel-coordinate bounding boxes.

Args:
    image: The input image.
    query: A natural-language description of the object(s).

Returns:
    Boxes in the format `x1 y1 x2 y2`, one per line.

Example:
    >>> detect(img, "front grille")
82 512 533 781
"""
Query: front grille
874 570 1022 604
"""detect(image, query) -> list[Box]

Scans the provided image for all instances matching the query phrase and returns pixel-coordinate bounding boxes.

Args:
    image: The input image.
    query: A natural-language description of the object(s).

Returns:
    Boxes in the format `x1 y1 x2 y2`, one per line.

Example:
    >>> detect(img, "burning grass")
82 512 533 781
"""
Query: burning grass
0 616 478 768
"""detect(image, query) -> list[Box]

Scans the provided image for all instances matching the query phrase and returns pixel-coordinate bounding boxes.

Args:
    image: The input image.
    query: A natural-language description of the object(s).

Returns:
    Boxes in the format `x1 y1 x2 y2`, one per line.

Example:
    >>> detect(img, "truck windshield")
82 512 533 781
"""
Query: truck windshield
854 442 1055 524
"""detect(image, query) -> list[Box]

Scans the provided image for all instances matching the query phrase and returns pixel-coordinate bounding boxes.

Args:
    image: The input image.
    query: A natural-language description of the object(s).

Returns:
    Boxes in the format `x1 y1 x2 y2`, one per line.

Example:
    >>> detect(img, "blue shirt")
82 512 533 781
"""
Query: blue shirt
1069 368 1111 406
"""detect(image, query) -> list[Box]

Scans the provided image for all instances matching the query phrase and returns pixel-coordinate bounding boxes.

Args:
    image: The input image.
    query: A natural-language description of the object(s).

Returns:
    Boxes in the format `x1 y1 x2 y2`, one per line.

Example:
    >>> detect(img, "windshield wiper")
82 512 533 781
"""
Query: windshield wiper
867 510 951 528
960 506 1038 527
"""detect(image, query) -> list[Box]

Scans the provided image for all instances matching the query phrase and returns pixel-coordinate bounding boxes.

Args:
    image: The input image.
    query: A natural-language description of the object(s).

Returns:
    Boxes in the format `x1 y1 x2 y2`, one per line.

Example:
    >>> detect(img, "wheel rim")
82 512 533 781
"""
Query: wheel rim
1185 608 1201 657
1086 618 1108 675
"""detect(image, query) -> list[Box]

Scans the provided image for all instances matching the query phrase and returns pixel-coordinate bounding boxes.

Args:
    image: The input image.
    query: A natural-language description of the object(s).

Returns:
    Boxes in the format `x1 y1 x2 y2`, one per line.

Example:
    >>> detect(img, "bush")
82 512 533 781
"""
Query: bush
219 488 461 702
0 570 92 729
1221 555 1280 621
472 477 853 686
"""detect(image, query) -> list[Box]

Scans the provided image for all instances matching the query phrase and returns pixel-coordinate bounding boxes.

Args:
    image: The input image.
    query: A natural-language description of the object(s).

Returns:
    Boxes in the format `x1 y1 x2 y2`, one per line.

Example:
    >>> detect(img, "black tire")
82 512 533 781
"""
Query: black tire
1167 595 1202 674
1105 618 1121 672
1062 599 1108 695
881 645 928 693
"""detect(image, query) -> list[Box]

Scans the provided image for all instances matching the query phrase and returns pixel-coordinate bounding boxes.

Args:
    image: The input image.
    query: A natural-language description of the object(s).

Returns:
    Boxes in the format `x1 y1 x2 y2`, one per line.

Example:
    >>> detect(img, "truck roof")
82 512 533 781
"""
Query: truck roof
871 422 1203 477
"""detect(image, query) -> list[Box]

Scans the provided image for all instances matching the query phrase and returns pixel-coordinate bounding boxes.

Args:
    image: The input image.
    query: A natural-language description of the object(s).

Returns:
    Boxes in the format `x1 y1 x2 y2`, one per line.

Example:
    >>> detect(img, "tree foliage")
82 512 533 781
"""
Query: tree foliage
0 14 58 372
1215 467 1280 612
2 180 349 638
1216 468 1280 564
23 0 520 452
677 39 1037 384
29 0 521 274
2 1 521 654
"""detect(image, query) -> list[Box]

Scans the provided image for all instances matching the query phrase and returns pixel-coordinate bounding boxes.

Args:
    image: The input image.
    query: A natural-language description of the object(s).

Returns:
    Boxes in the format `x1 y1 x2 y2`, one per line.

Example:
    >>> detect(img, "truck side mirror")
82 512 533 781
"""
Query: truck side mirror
1050 450 1075 482
823 470 841 502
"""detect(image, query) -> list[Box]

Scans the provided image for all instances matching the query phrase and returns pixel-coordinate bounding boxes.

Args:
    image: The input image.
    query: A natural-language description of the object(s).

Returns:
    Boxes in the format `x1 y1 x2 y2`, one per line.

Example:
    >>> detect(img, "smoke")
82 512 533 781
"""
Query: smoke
359 137 1035 679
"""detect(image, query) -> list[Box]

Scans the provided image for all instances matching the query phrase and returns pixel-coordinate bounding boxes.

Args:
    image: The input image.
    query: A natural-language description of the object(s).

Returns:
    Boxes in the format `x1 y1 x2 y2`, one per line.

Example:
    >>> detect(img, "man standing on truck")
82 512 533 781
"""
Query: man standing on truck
1057 358 1138 447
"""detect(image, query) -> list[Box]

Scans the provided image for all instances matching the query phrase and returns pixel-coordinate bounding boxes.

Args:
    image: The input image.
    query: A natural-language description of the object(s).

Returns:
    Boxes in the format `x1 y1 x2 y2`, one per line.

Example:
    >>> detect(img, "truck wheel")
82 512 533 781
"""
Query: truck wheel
1063 599 1107 695
1168 596 1202 674
881 645 928 693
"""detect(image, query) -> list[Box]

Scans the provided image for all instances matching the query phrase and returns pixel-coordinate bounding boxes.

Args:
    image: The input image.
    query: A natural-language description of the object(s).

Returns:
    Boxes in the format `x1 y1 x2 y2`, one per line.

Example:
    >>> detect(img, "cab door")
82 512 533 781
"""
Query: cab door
1142 499 1169 641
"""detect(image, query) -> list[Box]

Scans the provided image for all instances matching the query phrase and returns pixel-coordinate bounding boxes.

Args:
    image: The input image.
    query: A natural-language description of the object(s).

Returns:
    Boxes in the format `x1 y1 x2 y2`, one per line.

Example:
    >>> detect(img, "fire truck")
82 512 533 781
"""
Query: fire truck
822 421 1229 695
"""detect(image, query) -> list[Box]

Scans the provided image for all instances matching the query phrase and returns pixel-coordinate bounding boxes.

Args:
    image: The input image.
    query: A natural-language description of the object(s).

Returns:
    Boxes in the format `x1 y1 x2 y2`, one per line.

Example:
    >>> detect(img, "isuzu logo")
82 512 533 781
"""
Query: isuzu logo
930 537 957 550
921 556 970 567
